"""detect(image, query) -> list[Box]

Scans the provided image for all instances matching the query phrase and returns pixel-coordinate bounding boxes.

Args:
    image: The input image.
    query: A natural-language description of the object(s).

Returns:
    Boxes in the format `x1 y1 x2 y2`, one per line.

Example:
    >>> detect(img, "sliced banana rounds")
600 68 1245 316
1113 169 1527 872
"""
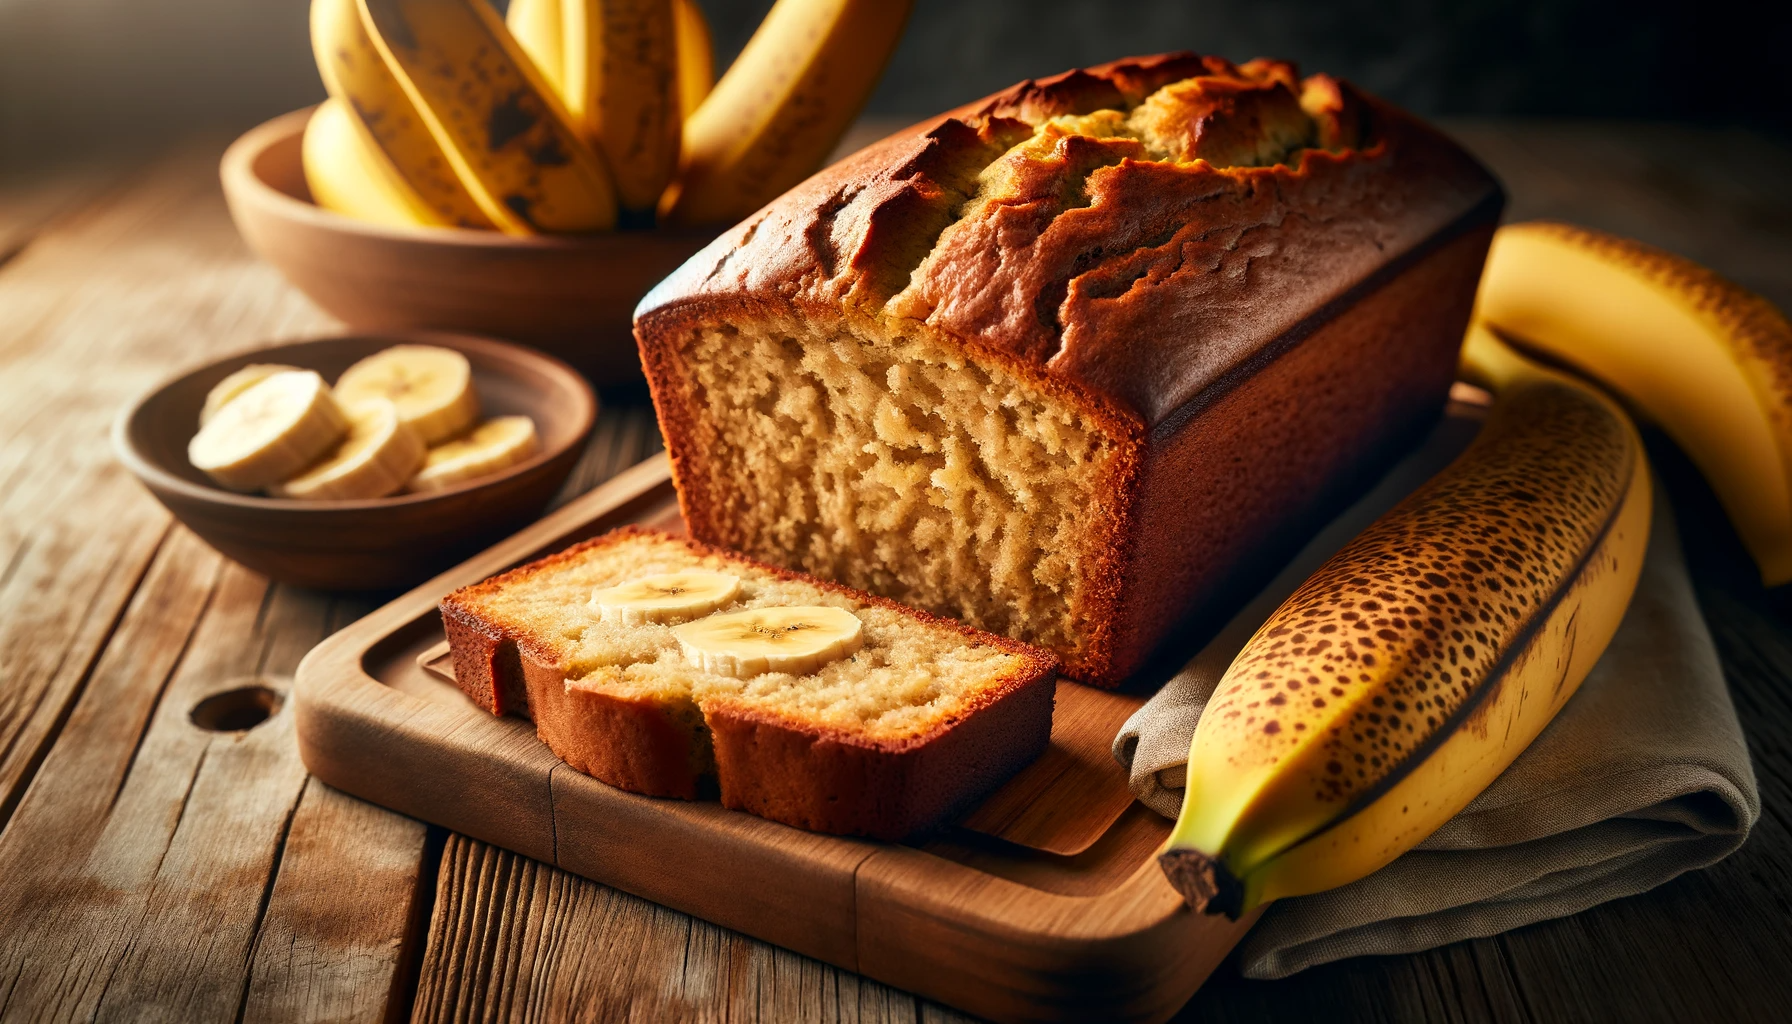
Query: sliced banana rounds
672 606 864 679
268 399 427 500
188 370 349 491
591 570 741 625
406 415 539 493
335 344 479 444
200 363 302 425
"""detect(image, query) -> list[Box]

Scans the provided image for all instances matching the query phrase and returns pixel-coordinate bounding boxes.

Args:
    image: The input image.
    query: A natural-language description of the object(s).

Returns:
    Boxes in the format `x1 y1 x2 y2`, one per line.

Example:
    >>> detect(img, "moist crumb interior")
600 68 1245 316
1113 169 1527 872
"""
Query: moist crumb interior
674 314 1118 662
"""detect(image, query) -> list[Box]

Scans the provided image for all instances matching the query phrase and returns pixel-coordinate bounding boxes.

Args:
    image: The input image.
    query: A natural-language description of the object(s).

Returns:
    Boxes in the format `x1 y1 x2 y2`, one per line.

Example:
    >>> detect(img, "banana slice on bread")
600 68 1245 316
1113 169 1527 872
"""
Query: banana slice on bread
268 399 426 500
335 344 480 444
591 570 741 625
673 606 864 678
188 370 349 491
407 415 539 493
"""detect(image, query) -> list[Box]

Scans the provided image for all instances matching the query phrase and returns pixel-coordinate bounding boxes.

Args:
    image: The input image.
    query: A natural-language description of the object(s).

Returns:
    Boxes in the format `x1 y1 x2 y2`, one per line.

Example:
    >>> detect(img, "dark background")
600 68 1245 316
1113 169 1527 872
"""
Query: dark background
1 0 1786 170
747 0 1792 132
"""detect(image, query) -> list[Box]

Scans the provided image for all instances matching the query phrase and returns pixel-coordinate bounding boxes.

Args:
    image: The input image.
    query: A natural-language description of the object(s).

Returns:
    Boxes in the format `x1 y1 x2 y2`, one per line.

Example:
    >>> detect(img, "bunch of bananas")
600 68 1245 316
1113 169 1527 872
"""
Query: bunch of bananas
1161 223 1792 916
304 0 912 233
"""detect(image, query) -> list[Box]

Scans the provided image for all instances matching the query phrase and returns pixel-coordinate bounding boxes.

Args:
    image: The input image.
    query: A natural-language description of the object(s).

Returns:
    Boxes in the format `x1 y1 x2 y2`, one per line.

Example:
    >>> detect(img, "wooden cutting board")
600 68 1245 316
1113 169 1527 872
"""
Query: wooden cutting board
293 454 1257 1024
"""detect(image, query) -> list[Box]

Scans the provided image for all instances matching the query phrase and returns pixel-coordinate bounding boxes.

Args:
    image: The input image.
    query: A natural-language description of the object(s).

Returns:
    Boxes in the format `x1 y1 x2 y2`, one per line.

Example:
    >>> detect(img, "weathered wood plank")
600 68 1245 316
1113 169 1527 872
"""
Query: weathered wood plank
0 142 428 1024
0 527 226 1020
0 532 419 1023
0 143 334 838
411 835 980 1024
241 782 435 1024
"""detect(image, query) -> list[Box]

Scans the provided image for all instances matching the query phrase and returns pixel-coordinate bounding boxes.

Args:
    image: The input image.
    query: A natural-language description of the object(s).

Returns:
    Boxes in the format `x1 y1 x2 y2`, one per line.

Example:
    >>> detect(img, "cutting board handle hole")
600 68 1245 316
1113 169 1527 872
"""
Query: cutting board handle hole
190 683 285 732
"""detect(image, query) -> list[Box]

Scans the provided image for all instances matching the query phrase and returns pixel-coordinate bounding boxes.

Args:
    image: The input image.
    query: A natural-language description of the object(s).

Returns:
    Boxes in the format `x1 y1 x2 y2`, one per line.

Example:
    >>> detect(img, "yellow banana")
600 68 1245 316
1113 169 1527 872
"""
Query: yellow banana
506 0 566 94
302 98 440 228
673 0 714 119
358 0 618 234
1475 221 1792 586
562 0 682 215
309 0 491 228
660 0 913 227
1160 326 1651 917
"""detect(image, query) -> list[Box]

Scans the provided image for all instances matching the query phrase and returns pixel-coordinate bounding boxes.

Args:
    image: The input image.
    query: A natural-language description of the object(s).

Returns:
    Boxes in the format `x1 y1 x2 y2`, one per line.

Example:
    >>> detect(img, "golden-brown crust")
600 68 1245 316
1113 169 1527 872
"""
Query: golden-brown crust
437 527 1060 832
532 665 707 800
705 667 1056 840
440 601 522 716
634 53 1497 427
632 53 1503 686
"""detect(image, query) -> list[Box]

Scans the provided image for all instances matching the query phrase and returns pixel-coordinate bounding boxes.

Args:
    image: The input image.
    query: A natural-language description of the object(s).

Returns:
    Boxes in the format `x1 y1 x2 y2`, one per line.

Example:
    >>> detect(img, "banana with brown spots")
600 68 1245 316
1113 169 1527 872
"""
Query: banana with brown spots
357 0 617 234
1159 325 1652 918
310 0 495 228
562 0 682 216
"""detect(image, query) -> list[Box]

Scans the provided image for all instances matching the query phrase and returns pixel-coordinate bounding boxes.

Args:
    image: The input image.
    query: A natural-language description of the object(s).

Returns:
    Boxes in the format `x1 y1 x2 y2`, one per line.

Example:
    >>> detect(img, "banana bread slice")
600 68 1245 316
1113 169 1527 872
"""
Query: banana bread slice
634 52 1503 685
440 526 1057 839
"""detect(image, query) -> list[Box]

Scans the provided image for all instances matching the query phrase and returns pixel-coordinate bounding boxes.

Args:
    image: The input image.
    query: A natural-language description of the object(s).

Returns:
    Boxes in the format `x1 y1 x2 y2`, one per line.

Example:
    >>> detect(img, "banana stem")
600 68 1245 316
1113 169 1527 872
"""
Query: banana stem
1158 848 1246 919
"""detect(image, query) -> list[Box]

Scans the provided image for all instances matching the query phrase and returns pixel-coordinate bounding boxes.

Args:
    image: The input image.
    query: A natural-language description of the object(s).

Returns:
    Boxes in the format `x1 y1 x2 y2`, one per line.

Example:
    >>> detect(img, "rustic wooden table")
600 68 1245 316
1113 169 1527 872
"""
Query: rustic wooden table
1 120 1789 1023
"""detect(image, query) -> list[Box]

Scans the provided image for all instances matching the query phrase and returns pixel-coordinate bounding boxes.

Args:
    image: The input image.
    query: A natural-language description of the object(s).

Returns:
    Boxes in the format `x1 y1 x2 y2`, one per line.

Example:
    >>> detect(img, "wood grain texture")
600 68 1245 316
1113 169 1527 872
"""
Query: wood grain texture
0 161 122 267
0 530 373 1019
413 834 981 1024
0 143 331 841
0 144 426 1024
241 781 435 1024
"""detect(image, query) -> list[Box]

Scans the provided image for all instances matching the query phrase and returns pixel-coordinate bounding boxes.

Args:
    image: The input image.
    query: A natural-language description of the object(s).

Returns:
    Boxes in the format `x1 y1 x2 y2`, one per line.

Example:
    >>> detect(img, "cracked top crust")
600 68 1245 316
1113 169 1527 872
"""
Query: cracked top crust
635 52 1503 428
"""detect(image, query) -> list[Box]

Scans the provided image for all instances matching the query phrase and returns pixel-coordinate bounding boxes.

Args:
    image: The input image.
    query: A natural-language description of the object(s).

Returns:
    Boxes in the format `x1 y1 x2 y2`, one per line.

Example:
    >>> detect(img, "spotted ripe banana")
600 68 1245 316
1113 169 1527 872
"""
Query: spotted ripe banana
1475 221 1792 586
659 0 913 226
309 0 491 228
1160 325 1652 917
562 0 682 216
358 0 618 234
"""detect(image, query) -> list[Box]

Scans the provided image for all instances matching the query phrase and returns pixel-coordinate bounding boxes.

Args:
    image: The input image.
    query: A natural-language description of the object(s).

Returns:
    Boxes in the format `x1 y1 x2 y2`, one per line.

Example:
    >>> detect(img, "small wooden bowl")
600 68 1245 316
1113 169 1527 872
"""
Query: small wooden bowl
113 331 596 591
220 107 718 385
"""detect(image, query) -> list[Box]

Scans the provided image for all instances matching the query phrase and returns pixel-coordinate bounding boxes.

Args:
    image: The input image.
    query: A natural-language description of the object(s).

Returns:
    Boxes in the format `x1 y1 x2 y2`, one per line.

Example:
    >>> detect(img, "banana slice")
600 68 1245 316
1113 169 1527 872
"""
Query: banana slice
590 571 741 625
268 399 426 501
200 363 302 426
672 606 864 678
334 345 479 444
405 416 539 493
188 370 349 491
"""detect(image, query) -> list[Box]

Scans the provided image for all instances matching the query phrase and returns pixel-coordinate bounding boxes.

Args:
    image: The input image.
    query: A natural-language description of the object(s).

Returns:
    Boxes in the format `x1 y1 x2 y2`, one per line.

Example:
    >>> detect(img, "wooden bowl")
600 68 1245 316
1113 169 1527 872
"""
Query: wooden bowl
220 107 718 385
113 331 596 591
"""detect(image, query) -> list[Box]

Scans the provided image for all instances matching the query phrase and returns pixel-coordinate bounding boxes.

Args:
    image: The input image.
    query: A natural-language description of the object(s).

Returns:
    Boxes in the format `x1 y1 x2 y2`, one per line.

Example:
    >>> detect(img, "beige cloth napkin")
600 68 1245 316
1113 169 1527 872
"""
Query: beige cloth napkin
1112 407 1760 980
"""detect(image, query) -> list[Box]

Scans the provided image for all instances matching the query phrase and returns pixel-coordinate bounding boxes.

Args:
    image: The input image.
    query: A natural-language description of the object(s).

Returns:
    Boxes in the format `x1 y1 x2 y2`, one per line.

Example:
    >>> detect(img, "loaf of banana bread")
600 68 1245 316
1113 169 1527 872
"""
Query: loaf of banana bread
633 52 1503 685
440 526 1057 839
